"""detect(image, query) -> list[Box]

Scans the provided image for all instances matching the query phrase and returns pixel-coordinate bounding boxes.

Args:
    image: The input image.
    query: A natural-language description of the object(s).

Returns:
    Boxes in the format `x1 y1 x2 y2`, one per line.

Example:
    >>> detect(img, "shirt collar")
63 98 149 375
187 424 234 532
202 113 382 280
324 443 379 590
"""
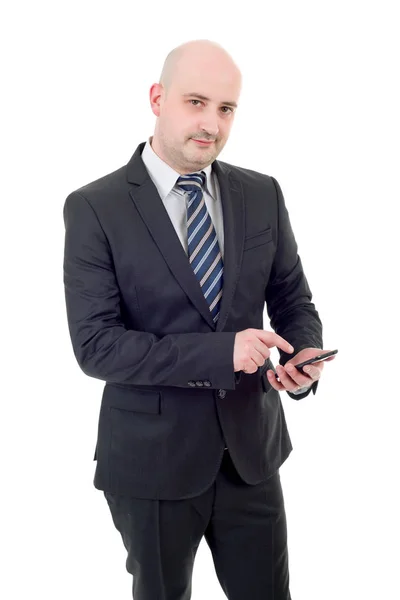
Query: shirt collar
141 136 216 201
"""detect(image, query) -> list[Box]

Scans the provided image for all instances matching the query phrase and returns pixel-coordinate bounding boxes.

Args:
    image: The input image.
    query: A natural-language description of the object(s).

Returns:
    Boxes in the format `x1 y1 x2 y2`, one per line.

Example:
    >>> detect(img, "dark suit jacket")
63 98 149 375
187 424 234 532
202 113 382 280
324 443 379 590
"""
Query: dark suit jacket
63 141 323 500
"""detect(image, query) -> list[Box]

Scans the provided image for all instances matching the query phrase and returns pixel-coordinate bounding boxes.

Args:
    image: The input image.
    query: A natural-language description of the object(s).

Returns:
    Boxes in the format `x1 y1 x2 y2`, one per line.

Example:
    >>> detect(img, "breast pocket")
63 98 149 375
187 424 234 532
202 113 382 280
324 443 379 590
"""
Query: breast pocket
243 227 273 251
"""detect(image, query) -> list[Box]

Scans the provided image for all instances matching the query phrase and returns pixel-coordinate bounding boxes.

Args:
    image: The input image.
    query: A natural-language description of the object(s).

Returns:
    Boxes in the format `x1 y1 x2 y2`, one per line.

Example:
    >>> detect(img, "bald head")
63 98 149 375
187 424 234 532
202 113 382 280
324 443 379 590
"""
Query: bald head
159 39 242 94
149 39 242 174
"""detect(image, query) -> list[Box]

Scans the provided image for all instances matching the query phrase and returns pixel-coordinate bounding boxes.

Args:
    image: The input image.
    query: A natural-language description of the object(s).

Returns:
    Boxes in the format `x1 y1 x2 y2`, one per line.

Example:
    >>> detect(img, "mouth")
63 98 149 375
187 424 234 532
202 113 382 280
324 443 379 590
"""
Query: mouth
192 139 214 146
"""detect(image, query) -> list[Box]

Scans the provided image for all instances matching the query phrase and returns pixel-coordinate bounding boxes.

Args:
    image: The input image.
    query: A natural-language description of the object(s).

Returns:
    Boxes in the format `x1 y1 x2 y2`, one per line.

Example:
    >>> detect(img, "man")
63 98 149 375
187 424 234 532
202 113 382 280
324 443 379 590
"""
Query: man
63 39 334 599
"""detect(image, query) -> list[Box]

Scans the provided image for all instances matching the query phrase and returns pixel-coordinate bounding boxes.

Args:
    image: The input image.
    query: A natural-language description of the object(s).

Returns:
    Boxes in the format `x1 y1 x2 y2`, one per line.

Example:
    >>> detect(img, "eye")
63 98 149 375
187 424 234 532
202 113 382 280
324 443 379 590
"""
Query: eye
189 100 234 114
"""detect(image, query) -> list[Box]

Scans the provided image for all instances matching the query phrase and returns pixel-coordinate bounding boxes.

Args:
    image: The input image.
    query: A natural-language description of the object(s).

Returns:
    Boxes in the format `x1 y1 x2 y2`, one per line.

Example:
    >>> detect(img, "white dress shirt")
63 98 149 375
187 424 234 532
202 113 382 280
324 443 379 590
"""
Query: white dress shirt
141 137 224 259
140 137 310 395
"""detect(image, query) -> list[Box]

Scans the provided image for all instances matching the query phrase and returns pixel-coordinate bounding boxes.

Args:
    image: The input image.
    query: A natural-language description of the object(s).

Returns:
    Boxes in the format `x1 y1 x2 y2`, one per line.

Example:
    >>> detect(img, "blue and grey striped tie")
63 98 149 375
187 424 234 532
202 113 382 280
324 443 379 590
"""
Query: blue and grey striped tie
176 171 224 324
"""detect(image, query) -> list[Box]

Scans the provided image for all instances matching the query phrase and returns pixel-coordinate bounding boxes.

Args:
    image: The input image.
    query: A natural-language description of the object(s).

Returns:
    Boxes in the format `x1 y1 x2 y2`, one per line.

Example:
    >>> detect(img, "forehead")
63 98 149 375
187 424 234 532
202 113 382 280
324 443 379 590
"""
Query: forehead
170 51 240 92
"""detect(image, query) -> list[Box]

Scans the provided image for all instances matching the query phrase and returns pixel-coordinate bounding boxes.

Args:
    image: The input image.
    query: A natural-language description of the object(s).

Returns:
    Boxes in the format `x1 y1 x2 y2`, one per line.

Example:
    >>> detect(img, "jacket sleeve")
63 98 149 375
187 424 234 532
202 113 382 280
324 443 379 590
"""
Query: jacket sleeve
265 177 323 399
63 191 237 389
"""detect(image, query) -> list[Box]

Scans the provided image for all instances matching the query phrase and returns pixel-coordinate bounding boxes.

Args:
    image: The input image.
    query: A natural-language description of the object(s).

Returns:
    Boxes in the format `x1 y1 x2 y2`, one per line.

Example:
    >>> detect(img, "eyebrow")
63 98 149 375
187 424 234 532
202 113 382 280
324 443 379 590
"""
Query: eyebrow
183 93 238 108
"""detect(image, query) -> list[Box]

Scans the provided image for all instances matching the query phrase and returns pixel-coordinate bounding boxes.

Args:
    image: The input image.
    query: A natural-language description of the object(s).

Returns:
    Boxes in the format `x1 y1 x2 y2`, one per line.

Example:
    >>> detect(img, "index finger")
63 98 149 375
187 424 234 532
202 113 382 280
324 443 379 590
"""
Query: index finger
255 330 294 354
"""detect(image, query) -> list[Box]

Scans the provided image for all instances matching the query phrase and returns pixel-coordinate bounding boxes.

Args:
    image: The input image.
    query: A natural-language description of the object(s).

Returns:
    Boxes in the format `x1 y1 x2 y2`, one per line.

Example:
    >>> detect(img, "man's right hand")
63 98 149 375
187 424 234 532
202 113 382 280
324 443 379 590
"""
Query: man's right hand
233 328 294 374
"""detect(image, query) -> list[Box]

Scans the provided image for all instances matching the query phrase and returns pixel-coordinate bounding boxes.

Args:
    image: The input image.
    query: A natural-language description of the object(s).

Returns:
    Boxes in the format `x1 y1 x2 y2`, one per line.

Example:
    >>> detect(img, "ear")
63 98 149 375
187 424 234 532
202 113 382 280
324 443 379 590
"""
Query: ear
149 83 164 117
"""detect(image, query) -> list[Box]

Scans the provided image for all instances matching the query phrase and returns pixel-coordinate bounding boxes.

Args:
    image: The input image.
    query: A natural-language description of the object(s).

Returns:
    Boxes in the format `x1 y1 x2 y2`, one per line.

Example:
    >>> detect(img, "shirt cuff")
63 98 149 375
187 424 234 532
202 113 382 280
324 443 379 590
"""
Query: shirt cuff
291 385 312 395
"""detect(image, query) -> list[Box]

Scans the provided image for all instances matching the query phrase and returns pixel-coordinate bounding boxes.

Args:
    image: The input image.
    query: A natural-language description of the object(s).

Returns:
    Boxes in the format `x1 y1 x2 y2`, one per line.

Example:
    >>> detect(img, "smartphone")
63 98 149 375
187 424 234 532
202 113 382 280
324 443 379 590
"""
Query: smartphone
275 349 338 380
295 349 338 371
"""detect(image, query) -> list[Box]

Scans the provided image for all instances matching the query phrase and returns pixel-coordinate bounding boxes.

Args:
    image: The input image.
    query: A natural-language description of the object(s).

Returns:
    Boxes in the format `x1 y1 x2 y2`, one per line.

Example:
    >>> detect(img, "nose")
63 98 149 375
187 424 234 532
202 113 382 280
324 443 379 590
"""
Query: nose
200 125 218 139
198 115 219 139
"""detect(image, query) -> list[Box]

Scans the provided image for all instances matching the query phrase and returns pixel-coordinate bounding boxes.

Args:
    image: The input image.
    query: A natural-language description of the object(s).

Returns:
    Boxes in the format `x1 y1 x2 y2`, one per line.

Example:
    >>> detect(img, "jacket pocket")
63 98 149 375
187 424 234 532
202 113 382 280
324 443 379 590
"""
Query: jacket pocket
259 357 275 393
102 383 161 414
243 227 273 251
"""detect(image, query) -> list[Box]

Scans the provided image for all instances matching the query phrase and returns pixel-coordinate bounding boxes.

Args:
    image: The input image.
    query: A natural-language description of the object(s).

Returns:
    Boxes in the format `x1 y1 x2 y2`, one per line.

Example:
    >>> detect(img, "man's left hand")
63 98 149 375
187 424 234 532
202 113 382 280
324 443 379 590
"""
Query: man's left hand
265 347 335 393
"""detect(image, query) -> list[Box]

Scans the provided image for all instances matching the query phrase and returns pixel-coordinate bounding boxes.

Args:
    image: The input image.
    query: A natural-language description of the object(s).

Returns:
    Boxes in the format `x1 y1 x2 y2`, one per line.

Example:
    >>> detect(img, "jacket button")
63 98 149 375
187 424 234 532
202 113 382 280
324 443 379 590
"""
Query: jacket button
217 389 226 399
188 381 196 387
204 380 211 387
195 381 204 387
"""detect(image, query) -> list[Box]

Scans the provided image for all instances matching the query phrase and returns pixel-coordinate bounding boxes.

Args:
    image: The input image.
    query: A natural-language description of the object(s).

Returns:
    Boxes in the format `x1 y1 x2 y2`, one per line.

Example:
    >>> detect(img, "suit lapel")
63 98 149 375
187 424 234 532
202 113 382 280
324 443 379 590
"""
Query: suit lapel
212 160 245 332
127 142 245 331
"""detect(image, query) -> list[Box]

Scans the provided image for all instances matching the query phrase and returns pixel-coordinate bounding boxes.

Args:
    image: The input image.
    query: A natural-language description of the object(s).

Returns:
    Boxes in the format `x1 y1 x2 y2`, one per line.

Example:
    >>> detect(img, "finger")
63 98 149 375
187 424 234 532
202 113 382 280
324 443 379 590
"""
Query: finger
276 365 303 392
266 369 285 391
304 363 324 380
285 363 315 386
243 349 266 373
300 364 321 381
257 331 294 354
248 347 268 371
254 340 271 362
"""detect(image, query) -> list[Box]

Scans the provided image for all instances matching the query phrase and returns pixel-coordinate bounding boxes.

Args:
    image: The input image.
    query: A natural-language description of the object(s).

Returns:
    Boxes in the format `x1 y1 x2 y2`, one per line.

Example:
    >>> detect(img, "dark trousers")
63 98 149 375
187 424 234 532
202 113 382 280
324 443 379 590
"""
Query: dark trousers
103 449 291 599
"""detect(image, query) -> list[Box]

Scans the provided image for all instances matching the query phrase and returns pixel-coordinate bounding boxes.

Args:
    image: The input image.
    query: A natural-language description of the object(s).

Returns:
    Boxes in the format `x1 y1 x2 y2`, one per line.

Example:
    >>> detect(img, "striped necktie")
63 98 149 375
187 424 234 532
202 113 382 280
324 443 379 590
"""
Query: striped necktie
176 171 224 324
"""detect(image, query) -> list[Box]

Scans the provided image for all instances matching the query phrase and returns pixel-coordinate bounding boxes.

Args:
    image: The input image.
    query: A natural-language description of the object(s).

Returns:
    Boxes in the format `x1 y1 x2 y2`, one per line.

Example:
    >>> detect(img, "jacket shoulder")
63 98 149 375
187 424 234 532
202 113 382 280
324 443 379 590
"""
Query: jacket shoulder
69 165 127 203
217 158 274 187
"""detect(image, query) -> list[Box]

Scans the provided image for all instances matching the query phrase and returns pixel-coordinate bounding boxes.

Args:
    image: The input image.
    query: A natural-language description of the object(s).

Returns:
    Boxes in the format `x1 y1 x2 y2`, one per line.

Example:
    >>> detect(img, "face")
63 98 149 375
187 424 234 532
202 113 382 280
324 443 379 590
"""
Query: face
149 53 241 174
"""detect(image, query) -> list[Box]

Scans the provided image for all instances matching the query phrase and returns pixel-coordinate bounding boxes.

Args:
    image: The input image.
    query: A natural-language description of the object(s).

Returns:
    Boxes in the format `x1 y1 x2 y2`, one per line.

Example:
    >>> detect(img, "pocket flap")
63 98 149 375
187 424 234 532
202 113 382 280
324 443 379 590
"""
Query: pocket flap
102 384 161 414
243 227 272 250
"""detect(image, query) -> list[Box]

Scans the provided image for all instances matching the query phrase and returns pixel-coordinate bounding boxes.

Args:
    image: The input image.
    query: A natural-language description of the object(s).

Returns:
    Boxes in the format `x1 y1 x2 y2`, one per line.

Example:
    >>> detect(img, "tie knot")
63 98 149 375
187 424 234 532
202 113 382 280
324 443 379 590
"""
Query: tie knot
176 171 206 194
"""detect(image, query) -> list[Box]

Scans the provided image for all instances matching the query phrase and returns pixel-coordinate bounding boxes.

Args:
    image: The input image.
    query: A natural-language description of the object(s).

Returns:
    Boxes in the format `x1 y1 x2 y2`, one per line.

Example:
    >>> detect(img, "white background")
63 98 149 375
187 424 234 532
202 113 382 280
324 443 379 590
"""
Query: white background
2 1 399 598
